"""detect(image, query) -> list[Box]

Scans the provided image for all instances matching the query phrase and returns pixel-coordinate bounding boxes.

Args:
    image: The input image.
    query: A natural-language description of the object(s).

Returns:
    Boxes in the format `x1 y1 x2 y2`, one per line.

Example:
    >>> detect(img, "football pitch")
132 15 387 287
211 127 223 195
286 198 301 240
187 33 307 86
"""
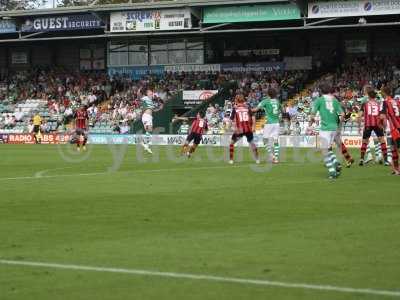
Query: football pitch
0 144 399 300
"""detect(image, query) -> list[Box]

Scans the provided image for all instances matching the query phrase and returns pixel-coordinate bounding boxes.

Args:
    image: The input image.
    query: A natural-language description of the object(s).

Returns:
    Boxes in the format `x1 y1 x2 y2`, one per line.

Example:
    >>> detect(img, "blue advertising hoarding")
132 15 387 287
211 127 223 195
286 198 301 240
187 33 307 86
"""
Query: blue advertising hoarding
0 20 16 33
108 66 165 80
21 14 103 32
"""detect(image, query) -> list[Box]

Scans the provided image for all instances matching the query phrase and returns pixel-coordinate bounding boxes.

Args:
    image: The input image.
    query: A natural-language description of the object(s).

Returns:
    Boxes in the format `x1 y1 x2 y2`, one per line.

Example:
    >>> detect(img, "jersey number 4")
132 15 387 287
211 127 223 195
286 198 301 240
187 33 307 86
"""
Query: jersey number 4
325 101 334 113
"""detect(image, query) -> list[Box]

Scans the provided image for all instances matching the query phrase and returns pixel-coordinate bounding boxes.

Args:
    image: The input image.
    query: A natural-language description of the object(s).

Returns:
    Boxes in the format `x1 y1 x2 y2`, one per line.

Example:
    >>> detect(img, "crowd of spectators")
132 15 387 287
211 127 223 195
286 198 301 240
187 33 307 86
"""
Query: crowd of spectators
1 68 309 134
6 57 398 136
177 70 310 135
176 56 400 136
0 69 175 132
280 56 400 135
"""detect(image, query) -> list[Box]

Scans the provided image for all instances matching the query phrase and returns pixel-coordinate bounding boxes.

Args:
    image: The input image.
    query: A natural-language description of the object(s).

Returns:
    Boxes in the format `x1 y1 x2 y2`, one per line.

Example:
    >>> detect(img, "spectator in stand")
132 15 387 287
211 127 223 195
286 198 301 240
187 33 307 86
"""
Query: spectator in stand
14 108 24 123
4 114 15 129
120 122 130 134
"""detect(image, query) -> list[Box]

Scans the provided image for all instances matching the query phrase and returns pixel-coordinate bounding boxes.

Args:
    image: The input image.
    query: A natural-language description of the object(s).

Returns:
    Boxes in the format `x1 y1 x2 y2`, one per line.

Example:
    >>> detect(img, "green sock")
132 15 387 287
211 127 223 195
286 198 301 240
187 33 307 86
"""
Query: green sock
374 140 382 158
145 132 152 145
328 150 338 168
324 154 336 175
274 143 280 160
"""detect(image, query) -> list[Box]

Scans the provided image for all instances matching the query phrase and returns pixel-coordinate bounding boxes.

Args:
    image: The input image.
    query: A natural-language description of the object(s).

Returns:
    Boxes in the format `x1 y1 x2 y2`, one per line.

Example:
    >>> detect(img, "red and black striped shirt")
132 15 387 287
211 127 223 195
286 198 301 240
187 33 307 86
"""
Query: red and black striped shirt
361 99 383 128
76 110 88 129
383 96 400 129
190 117 208 135
230 103 253 134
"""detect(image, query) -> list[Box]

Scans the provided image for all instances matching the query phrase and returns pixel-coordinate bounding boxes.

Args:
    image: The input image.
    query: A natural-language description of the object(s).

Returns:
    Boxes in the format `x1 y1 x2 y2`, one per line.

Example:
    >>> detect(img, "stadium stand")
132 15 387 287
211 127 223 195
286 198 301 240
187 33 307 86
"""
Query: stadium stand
1 56 400 136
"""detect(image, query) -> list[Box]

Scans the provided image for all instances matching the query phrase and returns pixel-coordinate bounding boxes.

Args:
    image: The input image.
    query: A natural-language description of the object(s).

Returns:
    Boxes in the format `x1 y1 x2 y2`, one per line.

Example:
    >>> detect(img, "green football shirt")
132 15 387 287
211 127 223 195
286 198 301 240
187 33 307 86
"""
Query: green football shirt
257 98 280 124
312 95 343 131
141 96 155 110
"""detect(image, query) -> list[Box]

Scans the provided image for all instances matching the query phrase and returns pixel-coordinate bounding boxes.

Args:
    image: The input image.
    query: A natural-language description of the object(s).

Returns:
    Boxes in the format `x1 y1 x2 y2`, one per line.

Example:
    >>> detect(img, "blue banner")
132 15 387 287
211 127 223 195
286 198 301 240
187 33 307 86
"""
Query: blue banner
221 62 285 72
108 66 165 80
0 20 16 33
89 134 139 145
21 14 103 32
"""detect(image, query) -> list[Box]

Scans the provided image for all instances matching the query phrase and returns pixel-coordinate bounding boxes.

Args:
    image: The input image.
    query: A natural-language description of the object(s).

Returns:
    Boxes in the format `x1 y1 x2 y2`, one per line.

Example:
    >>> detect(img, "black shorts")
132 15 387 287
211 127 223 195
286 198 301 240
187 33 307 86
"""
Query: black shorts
363 126 384 139
231 132 254 143
186 132 202 145
76 128 87 136
33 125 40 133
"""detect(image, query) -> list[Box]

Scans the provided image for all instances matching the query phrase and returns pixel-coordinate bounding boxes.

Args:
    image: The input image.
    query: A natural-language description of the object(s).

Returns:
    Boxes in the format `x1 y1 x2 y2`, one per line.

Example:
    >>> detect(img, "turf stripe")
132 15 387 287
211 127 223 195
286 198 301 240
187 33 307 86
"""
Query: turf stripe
0 259 399 297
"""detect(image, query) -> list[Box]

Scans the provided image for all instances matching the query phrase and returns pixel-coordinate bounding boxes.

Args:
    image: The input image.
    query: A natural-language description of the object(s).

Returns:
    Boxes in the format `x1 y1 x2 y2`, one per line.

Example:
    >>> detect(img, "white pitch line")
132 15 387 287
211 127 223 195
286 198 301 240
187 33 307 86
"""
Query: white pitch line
0 259 399 298
34 166 74 178
0 164 250 182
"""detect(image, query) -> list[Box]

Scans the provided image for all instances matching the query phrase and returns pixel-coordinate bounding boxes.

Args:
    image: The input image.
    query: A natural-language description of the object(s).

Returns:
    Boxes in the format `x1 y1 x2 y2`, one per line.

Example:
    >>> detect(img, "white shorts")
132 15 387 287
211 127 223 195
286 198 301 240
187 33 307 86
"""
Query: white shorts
263 124 280 139
142 113 153 128
319 131 336 149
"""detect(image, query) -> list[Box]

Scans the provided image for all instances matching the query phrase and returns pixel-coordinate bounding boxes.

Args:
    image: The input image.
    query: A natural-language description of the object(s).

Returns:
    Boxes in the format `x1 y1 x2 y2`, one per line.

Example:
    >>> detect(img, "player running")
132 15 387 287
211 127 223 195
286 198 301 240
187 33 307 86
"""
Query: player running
140 90 163 154
75 106 88 151
229 94 260 165
381 86 400 174
252 88 281 164
181 112 208 158
310 82 344 179
358 87 389 166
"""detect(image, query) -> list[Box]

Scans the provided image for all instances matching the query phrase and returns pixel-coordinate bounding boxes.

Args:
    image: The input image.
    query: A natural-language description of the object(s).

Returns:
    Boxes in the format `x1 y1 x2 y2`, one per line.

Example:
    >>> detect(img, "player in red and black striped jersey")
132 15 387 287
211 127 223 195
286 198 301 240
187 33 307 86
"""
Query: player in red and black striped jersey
381 86 400 174
229 94 259 164
358 87 388 166
75 106 88 151
181 112 208 158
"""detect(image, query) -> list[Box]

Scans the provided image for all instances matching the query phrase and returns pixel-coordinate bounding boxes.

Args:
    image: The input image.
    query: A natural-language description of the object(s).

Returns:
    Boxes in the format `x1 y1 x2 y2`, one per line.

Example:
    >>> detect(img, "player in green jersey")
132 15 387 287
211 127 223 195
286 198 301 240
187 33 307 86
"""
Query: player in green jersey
252 88 281 163
140 90 163 154
310 82 345 179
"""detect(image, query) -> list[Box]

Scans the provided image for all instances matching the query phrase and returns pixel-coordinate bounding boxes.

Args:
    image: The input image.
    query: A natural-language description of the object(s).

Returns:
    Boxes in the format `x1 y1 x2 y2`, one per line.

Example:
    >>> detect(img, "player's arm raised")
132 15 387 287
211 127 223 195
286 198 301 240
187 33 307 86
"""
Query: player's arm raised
252 99 265 113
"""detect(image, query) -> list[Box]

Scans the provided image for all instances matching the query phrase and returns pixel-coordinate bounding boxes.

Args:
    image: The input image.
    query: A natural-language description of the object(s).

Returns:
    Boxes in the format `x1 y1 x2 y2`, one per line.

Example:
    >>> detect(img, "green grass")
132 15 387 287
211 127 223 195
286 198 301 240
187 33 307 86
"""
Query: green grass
0 144 399 300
